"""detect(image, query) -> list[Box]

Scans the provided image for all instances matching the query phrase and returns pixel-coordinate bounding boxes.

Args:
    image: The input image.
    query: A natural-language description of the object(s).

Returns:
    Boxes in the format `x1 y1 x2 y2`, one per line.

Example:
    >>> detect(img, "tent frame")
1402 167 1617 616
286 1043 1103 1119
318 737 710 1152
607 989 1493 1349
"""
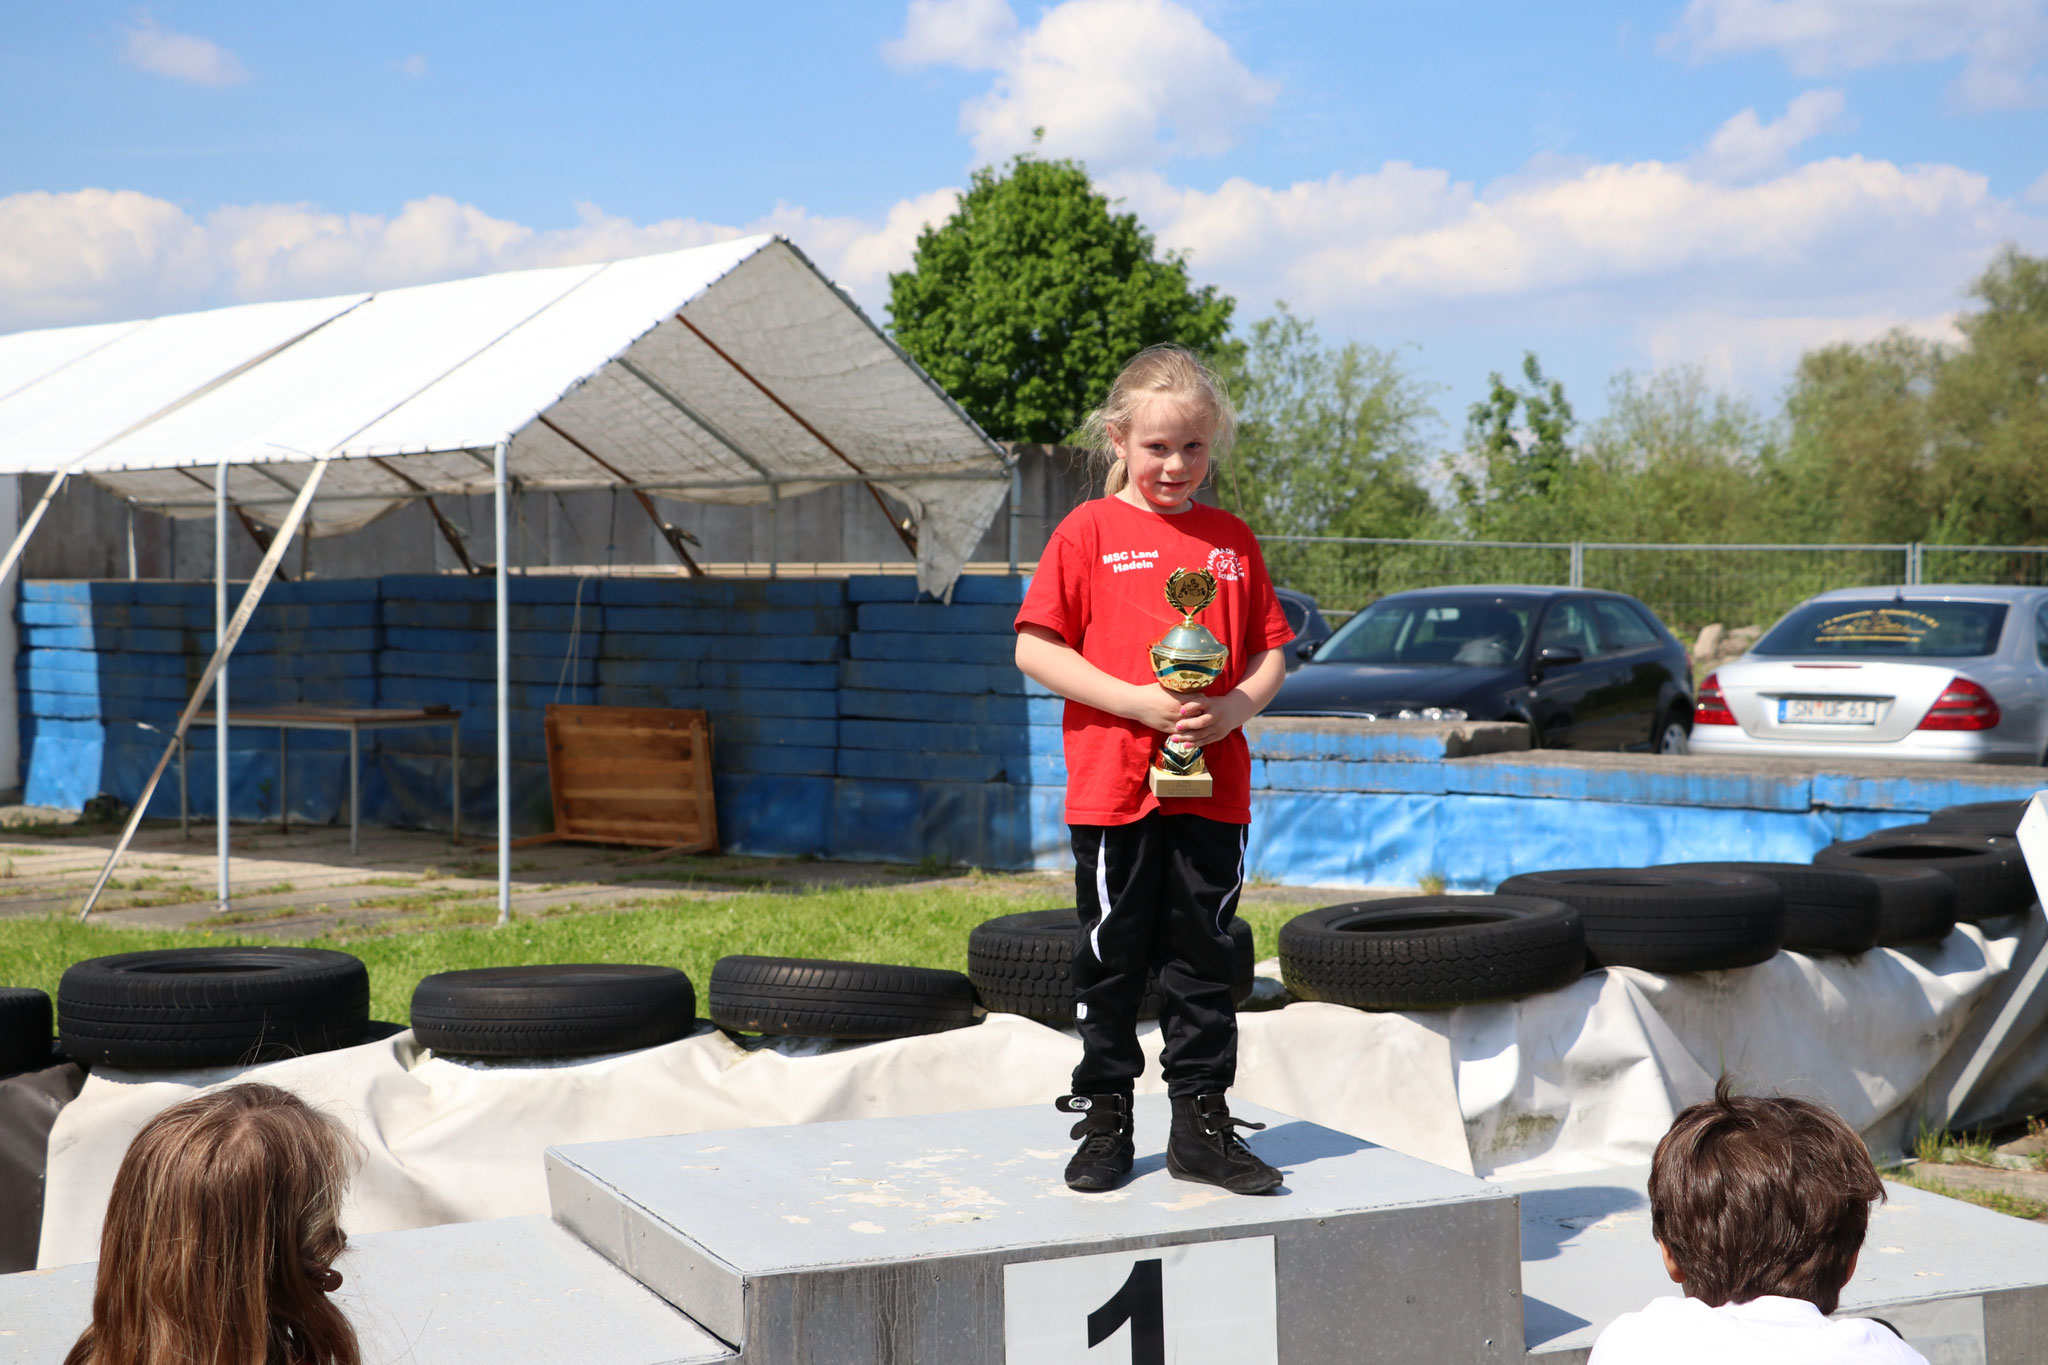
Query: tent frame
3 238 1017 928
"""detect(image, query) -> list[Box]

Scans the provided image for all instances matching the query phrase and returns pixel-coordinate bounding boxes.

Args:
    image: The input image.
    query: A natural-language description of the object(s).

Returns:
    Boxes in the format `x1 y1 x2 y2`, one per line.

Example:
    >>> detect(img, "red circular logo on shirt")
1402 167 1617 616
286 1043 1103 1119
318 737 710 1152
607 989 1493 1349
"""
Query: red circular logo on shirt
1207 547 1245 582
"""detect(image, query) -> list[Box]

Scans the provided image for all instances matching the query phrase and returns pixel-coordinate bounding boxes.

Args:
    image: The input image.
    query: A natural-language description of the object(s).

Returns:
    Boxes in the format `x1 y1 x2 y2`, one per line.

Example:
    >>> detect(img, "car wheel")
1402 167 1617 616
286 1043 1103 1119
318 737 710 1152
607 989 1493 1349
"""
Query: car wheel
1656 709 1691 756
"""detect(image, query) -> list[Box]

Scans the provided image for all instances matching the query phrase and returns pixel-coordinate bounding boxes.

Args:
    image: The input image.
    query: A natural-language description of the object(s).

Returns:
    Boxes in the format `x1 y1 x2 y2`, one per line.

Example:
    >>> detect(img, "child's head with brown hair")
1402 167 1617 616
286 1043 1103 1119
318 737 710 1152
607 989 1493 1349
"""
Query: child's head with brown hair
65 1082 361 1365
1080 344 1238 500
1648 1078 1883 1316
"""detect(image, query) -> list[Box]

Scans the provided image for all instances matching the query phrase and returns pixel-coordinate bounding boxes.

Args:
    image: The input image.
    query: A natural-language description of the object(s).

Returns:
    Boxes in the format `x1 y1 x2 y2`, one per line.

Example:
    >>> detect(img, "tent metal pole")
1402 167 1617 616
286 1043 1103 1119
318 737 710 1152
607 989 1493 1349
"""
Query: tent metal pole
0 470 70 589
126 501 137 580
79 460 330 922
769 483 779 579
494 440 511 927
1008 463 1021 574
216 455 230 914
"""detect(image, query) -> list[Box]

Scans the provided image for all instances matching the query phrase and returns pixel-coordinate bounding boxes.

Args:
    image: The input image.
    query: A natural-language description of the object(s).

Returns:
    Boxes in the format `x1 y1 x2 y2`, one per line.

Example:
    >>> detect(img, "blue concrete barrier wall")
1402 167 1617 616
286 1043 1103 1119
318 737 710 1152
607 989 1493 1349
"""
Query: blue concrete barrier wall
18 574 2043 883
1241 725 2046 889
19 580 382 824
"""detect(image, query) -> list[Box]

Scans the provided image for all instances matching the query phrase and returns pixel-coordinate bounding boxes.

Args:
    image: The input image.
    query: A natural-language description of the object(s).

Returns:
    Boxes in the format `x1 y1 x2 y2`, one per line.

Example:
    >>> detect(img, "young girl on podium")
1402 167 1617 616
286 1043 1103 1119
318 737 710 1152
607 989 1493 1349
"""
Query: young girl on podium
1014 345 1293 1195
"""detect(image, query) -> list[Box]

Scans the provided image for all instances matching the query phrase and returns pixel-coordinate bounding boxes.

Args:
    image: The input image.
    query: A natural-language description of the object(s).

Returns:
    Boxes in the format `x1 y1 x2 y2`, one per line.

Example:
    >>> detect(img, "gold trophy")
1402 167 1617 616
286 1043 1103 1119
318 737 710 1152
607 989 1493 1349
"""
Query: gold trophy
1148 568 1229 798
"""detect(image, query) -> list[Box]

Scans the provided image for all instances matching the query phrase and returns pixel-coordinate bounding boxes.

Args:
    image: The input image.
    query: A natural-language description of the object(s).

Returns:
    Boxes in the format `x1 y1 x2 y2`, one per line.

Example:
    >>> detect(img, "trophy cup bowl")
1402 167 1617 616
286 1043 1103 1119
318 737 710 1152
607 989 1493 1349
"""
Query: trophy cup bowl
1148 569 1229 798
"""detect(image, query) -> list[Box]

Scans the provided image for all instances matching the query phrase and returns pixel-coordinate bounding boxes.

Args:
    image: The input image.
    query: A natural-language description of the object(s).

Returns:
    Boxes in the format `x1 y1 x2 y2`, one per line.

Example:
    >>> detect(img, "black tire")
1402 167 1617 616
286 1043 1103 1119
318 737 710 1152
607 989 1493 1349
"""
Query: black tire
0 989 52 1076
58 948 368 1069
966 910 1257 1025
1276 896 1586 1010
1856 865 1963 945
1661 861 1956 950
1656 863 1884 955
1814 832 2033 922
1494 868 1785 973
411 965 696 1058
709 957 978 1039
1919 800 2031 838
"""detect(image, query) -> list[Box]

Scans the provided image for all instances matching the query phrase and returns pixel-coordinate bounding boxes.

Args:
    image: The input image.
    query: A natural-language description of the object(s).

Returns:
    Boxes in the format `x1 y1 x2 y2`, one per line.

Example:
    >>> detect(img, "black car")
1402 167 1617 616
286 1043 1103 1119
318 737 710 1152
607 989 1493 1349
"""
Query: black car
1267 586 1695 752
1274 586 1332 671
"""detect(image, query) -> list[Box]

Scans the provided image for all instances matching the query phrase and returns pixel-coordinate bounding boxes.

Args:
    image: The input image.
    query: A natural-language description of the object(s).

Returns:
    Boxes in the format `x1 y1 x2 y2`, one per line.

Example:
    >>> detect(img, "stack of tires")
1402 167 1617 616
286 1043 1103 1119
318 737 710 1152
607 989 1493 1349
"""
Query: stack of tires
1265 797 2035 1014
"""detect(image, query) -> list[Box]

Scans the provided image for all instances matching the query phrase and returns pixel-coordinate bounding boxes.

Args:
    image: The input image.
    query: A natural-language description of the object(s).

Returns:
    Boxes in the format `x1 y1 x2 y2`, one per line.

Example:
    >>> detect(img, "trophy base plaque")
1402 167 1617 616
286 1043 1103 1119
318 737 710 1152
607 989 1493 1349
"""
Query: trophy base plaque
1149 767 1213 799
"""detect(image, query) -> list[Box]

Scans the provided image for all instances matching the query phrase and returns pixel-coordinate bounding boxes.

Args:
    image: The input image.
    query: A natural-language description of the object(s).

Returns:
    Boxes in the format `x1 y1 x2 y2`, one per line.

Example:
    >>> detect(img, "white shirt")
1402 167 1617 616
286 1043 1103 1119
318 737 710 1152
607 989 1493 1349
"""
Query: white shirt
1588 1294 1929 1365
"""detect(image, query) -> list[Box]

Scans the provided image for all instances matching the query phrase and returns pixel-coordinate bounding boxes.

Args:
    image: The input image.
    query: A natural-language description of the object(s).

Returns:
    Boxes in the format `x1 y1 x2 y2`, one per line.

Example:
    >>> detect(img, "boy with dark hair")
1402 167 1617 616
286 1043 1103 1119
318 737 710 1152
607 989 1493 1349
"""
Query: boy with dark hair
1589 1079 1926 1364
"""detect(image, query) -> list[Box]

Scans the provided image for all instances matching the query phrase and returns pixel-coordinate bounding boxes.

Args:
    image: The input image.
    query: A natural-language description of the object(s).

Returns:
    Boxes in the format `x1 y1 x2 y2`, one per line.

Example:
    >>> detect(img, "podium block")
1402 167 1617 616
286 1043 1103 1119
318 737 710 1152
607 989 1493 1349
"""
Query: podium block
1511 1164 2048 1364
547 1096 1522 1364
0 1216 736 1365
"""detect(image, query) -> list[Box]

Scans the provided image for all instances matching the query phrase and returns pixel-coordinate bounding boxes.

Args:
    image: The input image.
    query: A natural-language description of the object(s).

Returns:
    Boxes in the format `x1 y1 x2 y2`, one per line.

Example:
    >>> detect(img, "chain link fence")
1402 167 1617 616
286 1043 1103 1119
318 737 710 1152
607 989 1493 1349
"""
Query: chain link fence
1262 537 2048 639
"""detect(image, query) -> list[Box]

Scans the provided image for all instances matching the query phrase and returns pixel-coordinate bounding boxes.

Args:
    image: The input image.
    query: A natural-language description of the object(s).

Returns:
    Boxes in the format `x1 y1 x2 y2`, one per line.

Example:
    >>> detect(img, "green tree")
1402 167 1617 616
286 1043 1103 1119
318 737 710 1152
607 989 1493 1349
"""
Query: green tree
1575 367 1782 544
1450 352 1577 537
1776 330 1942 543
1217 305 1437 538
1774 246 2048 547
1927 246 2048 544
887 152 1235 442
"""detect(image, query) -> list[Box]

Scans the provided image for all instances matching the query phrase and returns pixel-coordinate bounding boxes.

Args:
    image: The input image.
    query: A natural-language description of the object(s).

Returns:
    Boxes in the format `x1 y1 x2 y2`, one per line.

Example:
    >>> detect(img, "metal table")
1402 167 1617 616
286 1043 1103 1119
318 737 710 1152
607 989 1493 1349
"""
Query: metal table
180 707 461 853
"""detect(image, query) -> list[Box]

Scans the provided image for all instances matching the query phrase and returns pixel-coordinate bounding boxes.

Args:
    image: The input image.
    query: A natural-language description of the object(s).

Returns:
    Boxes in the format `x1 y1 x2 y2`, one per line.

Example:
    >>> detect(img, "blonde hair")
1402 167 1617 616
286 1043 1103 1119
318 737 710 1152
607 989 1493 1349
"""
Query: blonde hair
1080 344 1238 495
65 1083 361 1365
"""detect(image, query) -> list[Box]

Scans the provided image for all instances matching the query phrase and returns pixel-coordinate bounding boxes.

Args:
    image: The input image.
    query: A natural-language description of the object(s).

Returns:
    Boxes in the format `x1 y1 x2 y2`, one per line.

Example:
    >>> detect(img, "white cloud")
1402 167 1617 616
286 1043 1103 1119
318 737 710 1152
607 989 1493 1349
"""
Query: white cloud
886 0 1276 170
6 137 2042 403
1694 88 1855 180
0 189 964 334
884 0 1017 68
392 54 428 80
1669 0 2048 110
122 12 248 87
1114 153 2033 308
1107 143 2047 393
1640 309 1964 390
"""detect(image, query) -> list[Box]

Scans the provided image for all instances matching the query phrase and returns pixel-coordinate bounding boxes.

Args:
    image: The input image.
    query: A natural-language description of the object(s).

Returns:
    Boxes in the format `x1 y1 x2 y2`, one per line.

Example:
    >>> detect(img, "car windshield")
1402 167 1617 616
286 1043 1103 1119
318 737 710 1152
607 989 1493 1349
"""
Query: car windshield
1753 599 2009 658
1315 597 1536 666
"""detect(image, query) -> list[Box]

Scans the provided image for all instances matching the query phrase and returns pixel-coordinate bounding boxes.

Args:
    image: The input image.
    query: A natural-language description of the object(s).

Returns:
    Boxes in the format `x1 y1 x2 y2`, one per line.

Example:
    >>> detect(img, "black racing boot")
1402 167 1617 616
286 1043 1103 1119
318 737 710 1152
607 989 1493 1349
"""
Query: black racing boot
1166 1094 1283 1194
1056 1093 1134 1192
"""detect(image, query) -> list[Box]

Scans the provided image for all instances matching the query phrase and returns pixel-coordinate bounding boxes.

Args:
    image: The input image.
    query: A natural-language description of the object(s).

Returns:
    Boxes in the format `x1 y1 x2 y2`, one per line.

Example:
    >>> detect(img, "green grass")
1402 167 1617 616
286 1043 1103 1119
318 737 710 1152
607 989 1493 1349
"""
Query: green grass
1914 1122 2003 1168
1895 1169 2048 1221
0 882 1080 1026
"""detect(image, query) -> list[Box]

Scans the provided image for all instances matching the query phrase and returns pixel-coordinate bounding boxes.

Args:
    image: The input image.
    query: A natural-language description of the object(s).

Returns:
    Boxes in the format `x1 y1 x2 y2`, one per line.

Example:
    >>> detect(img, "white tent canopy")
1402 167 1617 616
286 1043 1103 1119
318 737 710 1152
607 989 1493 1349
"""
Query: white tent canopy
0 236 1015 923
0 235 1011 592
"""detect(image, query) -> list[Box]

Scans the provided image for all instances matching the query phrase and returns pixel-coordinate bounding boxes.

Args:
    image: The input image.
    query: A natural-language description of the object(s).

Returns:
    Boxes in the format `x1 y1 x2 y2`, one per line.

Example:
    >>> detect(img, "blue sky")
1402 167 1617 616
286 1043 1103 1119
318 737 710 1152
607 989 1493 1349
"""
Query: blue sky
4 1 2045 433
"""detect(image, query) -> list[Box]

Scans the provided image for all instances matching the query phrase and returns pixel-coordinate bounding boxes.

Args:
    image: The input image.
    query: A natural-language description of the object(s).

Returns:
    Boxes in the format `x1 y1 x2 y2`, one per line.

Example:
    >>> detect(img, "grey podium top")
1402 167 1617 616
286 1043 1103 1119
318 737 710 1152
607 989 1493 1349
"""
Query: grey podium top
545 1096 1506 1272
0 1216 734 1365
1509 1163 2048 1361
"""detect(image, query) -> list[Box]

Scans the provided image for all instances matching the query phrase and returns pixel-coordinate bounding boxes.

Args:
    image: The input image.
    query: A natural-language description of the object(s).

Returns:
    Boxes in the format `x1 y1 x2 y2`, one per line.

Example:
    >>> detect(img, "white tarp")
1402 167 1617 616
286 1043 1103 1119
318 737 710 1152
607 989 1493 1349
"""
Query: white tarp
0 237 1008 596
36 916 2047 1269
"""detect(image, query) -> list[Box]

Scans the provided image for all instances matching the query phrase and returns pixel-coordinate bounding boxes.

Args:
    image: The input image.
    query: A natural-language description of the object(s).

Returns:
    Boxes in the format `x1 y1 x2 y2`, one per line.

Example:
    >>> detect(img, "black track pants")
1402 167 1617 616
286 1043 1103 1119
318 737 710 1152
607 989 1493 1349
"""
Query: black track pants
1069 812 1247 1099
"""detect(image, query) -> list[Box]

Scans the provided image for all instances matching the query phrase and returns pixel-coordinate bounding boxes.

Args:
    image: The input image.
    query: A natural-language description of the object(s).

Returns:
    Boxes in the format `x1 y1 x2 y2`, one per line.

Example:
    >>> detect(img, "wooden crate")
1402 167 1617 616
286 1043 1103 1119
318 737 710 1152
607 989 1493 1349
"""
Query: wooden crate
519 705 718 855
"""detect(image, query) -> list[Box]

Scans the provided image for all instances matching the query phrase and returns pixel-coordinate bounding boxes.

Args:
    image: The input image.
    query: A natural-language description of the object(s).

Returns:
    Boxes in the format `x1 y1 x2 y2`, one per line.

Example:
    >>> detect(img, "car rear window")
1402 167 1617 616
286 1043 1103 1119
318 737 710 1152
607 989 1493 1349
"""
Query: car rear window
1317 597 1536 667
1753 600 2010 657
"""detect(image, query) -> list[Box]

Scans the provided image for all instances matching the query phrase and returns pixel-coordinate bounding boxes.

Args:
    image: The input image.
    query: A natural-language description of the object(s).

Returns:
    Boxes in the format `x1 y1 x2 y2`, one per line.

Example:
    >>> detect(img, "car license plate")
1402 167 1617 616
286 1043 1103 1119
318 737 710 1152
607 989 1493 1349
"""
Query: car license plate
1779 698 1878 725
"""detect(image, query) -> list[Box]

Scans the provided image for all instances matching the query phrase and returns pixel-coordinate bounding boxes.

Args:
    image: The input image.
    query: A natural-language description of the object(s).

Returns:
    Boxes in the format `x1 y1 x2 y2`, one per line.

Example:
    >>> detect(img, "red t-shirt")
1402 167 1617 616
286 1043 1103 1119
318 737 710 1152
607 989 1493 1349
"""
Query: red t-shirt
1016 496 1292 826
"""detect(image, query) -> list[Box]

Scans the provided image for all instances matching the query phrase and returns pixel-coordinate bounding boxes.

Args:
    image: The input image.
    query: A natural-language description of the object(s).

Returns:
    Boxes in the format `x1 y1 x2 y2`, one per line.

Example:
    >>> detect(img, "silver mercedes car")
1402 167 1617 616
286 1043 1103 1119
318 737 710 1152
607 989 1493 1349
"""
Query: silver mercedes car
1688 585 2048 765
